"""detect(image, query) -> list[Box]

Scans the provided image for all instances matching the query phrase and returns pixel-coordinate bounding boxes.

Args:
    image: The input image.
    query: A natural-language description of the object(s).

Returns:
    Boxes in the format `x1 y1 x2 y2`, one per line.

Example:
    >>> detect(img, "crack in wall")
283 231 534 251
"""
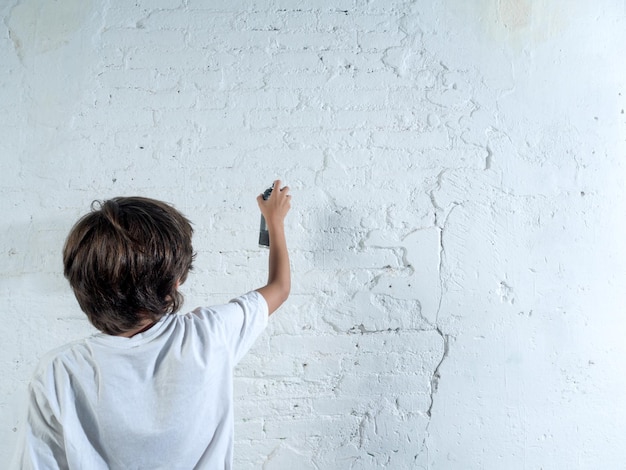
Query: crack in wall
426 326 449 418
425 222 449 421
425 223 448 421
349 324 401 335
420 185 461 460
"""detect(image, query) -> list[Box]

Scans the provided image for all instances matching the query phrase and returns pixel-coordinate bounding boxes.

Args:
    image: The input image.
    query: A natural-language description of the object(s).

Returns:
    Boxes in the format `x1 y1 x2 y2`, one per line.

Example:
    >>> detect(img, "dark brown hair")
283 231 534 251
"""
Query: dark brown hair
63 197 194 335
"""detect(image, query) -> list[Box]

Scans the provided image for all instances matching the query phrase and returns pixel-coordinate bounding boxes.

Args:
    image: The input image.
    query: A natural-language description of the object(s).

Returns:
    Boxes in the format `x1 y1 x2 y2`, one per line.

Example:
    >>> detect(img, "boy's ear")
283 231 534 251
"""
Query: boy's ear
175 280 180 289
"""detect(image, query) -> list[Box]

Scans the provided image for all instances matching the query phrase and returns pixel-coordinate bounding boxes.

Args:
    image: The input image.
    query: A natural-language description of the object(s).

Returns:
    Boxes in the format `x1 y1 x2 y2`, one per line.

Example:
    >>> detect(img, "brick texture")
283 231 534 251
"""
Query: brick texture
1 1 625 468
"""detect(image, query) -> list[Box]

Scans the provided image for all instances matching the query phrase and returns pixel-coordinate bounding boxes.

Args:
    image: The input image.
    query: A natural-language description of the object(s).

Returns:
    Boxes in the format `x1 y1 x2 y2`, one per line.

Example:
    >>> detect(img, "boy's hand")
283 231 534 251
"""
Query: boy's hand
256 180 291 225
255 180 291 315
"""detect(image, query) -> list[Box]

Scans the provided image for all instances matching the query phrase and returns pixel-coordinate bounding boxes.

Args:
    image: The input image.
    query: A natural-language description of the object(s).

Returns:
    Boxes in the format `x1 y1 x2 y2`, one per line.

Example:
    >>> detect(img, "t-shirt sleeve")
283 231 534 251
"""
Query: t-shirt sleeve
217 290 269 365
11 369 68 470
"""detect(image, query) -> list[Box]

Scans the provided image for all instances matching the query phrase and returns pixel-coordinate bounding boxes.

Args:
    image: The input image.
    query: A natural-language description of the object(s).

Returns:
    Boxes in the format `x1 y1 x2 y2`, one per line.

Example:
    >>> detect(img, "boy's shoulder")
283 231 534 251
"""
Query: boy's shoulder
30 337 94 386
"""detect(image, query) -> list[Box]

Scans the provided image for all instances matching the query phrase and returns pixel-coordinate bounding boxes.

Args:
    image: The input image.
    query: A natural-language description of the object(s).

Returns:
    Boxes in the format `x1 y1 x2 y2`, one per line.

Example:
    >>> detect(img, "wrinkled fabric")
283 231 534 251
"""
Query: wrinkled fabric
12 291 268 470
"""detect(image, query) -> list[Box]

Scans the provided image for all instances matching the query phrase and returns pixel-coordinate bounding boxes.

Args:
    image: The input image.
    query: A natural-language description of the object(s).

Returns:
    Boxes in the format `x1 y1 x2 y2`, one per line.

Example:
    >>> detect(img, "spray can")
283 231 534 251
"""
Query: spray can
258 185 273 247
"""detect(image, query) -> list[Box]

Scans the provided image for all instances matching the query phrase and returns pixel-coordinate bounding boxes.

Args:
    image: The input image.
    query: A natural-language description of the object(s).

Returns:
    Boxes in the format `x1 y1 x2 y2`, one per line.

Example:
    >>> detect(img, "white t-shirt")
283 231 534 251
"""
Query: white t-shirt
12 291 268 470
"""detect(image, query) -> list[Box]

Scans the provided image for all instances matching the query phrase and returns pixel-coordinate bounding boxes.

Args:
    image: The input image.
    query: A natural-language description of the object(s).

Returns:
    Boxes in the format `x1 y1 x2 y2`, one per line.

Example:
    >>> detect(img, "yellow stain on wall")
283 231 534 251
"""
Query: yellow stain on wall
7 0 94 59
6 0 97 128
490 0 569 49
447 0 572 54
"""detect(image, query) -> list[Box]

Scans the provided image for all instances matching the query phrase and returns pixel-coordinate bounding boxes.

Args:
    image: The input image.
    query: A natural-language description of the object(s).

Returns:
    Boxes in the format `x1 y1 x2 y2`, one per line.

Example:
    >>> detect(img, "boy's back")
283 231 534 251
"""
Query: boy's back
13 183 291 469
20 292 267 469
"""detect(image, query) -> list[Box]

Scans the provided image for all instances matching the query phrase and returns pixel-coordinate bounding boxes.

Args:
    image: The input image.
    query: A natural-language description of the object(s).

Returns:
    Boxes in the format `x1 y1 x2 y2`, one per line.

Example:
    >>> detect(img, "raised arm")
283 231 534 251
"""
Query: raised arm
255 180 291 315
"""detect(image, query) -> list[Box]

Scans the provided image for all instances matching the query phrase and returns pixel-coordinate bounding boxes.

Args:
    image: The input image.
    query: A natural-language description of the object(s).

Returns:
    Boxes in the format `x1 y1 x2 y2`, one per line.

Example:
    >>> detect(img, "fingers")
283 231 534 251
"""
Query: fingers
271 180 290 198
259 180 291 205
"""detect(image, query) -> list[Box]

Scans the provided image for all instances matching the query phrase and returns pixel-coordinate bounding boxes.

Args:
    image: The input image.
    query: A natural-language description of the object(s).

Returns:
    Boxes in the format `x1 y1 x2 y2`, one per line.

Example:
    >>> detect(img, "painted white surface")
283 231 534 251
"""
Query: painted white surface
1 1 625 468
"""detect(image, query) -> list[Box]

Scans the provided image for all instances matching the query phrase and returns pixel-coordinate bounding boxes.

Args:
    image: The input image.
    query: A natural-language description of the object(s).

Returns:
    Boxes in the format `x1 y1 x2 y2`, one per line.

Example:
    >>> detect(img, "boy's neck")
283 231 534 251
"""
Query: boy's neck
117 320 157 338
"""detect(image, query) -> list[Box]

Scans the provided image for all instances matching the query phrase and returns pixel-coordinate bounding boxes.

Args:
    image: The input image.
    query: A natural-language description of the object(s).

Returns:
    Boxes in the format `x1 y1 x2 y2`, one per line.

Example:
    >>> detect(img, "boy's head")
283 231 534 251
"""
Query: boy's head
63 197 194 335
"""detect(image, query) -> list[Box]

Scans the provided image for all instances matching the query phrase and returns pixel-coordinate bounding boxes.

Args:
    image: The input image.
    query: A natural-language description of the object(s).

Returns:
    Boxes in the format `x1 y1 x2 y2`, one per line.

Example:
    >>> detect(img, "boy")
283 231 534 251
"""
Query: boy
12 180 291 469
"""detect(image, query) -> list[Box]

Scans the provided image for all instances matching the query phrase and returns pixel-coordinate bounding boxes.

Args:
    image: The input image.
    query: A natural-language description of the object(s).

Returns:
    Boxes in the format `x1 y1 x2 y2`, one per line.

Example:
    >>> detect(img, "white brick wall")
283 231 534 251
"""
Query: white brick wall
1 1 625 468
